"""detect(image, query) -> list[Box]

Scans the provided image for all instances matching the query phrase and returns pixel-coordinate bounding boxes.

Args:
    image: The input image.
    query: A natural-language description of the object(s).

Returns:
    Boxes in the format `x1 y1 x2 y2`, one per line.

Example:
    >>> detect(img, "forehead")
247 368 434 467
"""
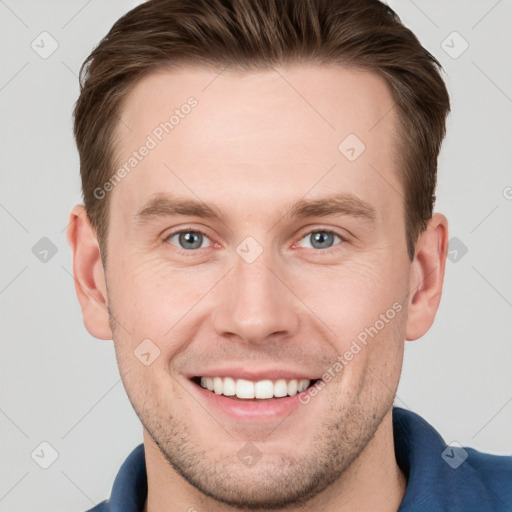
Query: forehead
111 63 401 223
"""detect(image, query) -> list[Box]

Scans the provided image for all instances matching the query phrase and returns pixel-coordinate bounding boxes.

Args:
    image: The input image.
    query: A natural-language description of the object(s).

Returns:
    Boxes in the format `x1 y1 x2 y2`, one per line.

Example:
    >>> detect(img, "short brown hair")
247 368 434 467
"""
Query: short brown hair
74 0 450 262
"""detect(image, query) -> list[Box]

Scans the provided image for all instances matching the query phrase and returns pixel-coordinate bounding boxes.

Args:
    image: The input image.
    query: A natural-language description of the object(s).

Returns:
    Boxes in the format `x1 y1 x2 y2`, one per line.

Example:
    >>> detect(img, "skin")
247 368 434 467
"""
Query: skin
67 63 448 512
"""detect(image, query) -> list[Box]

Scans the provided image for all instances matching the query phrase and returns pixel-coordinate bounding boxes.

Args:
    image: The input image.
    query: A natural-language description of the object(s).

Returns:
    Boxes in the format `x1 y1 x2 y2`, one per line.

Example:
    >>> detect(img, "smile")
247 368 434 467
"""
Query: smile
194 376 320 400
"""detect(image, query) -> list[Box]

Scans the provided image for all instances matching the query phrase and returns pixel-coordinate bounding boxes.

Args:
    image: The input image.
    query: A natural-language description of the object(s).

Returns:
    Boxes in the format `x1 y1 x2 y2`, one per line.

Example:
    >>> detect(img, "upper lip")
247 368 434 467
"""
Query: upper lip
187 367 321 381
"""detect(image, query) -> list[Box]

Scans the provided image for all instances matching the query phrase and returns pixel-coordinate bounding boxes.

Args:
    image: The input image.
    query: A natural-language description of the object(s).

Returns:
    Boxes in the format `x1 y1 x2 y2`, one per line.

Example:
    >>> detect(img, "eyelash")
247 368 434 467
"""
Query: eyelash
163 226 347 256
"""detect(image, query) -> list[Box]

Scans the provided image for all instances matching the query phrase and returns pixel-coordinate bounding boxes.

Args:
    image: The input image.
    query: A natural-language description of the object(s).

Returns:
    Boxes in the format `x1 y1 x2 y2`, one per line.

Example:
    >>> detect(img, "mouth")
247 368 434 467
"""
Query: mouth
191 376 321 401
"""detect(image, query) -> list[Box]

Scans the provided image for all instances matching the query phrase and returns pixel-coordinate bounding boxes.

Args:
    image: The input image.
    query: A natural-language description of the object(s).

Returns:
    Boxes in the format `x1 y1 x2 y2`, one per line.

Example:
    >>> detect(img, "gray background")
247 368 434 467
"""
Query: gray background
1 1 511 511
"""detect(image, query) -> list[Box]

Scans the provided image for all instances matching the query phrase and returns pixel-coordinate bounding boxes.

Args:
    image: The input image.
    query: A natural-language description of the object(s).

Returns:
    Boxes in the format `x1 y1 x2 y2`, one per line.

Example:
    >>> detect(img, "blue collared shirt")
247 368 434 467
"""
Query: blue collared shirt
87 407 512 511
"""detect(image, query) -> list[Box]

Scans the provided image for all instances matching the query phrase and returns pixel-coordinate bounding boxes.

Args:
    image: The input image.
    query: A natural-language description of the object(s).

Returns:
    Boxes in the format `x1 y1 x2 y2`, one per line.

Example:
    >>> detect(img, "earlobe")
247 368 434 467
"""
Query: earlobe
66 205 113 340
405 213 449 341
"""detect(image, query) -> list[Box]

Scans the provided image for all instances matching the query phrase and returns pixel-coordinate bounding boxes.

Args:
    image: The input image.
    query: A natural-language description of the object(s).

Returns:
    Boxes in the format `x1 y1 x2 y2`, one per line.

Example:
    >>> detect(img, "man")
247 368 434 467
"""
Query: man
66 0 512 510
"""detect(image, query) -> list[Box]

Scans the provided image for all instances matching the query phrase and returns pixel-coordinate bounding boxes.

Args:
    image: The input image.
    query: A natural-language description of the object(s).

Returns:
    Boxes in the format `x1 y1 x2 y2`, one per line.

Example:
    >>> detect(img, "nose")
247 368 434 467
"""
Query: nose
211 249 301 346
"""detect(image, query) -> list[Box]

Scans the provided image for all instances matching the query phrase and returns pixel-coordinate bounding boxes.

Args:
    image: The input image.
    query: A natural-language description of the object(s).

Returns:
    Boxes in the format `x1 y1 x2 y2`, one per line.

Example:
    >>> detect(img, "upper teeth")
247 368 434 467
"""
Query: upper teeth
200 377 311 399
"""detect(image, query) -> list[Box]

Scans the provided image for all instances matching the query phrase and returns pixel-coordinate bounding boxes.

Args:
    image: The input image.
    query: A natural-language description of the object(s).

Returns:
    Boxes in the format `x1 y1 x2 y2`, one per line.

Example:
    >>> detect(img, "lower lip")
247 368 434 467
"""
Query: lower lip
190 380 310 422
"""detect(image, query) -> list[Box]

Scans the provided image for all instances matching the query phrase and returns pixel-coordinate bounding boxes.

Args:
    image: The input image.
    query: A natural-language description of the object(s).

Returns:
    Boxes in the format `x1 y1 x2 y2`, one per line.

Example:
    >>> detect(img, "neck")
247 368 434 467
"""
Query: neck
143 408 406 512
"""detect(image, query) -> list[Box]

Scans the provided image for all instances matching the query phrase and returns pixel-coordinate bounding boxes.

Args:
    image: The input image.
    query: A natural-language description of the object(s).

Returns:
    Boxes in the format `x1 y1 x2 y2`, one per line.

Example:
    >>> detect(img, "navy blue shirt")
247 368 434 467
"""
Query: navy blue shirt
87 407 512 511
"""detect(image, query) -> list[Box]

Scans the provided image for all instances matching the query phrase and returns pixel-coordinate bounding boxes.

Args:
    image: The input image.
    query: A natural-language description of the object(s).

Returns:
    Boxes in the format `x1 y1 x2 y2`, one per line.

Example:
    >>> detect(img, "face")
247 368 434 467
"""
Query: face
104 64 412 508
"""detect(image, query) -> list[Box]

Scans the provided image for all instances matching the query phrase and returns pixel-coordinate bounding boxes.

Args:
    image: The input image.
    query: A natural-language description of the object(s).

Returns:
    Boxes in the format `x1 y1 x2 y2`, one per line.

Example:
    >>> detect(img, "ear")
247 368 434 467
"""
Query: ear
405 213 449 341
66 204 113 340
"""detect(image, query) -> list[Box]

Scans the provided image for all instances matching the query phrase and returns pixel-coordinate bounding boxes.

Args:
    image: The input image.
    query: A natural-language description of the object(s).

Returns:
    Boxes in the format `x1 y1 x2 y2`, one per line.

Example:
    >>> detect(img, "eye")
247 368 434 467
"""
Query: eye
297 229 344 250
163 227 345 254
165 228 211 251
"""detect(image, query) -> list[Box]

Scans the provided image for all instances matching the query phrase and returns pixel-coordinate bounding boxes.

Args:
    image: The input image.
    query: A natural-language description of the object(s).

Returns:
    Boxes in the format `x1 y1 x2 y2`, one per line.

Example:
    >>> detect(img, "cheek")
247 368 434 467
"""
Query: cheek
107 254 222 375
299 256 405 335
108 253 198 331
294 254 408 390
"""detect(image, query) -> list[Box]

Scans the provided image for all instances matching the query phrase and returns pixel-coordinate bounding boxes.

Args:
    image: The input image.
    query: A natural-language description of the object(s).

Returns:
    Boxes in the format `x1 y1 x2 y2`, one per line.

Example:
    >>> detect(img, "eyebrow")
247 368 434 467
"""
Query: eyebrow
134 192 376 225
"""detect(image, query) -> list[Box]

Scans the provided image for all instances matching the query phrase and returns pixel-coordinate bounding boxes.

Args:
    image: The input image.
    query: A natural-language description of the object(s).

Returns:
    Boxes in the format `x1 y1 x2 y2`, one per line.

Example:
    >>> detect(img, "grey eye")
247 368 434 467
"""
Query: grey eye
300 231 342 250
167 230 209 250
